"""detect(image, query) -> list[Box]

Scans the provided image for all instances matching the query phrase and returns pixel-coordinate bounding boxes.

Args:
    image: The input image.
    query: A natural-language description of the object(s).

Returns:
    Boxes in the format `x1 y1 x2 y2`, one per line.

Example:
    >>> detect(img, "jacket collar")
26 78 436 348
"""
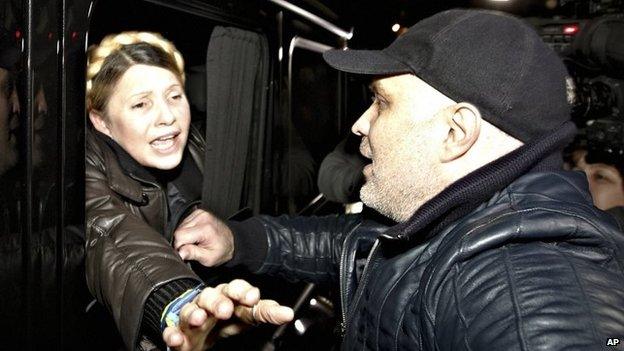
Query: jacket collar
382 121 577 243
94 131 146 204
94 126 206 204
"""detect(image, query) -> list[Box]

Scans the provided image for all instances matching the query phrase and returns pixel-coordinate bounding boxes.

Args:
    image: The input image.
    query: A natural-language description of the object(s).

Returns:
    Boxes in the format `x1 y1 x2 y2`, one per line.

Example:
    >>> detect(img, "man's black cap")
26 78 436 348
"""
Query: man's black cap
323 9 571 142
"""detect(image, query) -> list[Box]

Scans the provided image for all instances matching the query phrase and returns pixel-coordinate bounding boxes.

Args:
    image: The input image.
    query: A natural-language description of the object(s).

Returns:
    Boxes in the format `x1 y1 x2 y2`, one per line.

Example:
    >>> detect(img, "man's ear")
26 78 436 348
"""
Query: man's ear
89 110 112 138
440 102 481 162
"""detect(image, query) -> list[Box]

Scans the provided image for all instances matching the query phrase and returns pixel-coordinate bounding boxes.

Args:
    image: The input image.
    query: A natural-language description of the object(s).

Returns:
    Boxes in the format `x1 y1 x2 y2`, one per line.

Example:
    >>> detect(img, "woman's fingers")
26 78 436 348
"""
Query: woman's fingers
163 326 184 347
235 299 294 325
222 279 260 306
196 285 234 319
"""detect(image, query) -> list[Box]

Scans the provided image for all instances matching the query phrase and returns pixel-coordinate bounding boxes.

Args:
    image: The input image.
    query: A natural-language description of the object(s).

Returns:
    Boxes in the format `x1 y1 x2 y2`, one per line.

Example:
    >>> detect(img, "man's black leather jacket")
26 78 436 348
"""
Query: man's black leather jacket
236 171 624 350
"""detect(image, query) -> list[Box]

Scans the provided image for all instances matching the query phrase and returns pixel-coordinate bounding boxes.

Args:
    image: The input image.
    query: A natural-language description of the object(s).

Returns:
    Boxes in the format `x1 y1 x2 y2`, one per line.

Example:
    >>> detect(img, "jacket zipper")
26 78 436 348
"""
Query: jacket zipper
339 226 359 333
339 238 381 337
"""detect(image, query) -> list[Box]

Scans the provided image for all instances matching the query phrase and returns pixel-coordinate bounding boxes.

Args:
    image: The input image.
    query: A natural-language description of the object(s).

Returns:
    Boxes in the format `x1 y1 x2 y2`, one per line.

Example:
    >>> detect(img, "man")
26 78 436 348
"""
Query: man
175 9 624 350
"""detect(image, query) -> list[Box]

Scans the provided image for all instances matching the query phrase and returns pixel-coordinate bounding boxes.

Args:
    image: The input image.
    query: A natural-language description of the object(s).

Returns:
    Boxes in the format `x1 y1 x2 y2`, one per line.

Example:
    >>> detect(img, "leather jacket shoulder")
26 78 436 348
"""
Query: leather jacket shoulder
85 126 205 350
247 171 624 350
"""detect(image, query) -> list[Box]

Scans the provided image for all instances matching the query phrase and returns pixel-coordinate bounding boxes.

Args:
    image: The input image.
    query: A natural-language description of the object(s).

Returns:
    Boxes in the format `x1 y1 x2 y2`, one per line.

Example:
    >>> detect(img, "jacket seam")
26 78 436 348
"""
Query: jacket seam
374 249 425 350
393 292 412 351
503 245 530 351
533 207 624 277
551 245 602 343
461 205 622 275
452 264 472 351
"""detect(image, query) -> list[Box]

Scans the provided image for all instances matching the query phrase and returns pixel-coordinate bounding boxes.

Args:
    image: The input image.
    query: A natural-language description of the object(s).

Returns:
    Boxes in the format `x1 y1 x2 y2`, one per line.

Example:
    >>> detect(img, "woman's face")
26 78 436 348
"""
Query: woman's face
91 64 190 170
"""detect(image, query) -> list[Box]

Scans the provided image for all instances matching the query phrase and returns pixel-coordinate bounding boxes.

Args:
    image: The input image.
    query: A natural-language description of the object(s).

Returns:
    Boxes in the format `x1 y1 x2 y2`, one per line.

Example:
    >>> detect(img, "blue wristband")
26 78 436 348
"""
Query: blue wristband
160 284 205 332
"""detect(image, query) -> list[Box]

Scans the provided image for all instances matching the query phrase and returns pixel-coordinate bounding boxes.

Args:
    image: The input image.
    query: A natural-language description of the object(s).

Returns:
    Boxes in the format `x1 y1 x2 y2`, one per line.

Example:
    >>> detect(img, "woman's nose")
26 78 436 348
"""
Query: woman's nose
156 100 176 125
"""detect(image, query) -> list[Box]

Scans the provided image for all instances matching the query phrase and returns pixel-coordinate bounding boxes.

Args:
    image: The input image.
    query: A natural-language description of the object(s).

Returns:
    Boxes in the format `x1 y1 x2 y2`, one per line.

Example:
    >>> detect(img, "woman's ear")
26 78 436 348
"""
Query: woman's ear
89 110 112 138
440 102 482 163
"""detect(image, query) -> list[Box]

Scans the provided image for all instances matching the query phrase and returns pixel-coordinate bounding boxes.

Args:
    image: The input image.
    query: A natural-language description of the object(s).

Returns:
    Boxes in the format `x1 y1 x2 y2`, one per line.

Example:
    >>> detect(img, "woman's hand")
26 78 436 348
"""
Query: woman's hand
162 279 294 351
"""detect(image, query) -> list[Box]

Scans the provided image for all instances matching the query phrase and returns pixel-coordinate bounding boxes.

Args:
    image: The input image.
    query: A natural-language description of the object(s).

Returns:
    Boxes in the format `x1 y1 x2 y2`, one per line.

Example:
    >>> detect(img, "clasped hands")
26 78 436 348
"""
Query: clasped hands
163 209 292 351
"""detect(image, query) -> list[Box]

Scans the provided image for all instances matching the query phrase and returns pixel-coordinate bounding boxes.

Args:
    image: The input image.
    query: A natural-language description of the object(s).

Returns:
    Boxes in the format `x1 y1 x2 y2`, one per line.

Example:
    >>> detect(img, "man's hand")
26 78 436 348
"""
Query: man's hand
174 209 234 266
162 279 294 351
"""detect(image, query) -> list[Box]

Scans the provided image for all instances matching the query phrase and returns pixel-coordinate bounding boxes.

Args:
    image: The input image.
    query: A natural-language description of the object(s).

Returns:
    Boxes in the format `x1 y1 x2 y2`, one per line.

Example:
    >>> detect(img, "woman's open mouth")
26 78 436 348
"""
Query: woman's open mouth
150 131 181 154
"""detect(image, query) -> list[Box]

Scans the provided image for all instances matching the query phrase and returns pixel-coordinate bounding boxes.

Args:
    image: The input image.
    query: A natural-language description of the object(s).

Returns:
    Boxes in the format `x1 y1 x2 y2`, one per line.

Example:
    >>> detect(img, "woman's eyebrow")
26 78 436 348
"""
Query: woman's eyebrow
130 90 151 97
123 90 152 104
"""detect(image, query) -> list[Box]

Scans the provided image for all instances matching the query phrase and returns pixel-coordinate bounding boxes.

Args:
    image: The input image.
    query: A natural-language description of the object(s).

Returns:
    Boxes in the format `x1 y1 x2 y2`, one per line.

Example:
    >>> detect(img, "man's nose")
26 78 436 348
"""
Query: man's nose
351 105 373 136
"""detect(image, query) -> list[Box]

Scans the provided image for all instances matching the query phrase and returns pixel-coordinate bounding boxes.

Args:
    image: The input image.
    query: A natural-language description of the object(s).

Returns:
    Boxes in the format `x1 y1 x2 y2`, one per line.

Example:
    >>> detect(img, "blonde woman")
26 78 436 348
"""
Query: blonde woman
85 32 292 351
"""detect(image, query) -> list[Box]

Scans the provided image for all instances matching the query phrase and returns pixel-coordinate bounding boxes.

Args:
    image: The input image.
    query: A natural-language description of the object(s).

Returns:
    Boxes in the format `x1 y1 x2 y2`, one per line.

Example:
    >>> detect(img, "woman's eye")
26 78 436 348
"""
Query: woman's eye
594 172 611 182
172 94 182 100
131 102 146 110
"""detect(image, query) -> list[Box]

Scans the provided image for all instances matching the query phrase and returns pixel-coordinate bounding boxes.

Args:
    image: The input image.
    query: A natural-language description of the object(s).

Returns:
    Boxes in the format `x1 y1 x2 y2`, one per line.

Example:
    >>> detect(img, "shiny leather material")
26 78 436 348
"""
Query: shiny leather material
85 125 206 350
256 171 624 350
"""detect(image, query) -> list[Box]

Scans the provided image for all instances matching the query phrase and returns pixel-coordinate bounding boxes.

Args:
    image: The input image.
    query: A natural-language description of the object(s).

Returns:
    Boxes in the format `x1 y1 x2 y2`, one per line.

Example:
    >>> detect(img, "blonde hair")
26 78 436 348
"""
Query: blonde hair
86 31 185 112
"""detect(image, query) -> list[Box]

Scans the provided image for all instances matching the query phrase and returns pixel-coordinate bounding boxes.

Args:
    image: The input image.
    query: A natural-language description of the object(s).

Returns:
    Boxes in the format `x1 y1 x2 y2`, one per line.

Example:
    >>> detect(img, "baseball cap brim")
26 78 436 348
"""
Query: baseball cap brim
323 49 411 76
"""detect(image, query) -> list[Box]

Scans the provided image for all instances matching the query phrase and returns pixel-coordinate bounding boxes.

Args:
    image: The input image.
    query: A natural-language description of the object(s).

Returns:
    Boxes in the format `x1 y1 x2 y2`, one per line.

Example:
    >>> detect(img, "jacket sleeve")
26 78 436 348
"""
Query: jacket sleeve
428 241 624 351
85 138 202 350
227 214 366 286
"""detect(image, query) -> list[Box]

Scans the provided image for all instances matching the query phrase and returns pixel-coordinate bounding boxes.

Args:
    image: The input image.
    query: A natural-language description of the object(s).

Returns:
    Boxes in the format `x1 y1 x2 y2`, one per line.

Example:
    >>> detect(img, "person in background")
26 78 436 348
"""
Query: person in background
568 146 624 227
174 9 624 350
85 32 293 351
0 27 19 178
317 133 366 204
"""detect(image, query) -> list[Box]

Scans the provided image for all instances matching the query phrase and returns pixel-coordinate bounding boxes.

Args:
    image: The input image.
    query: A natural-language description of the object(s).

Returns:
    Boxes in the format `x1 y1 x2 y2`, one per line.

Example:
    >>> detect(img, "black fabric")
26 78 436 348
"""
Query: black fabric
202 27 269 218
100 132 158 184
141 278 199 348
225 219 269 272
607 206 624 231
384 121 577 242
323 9 570 143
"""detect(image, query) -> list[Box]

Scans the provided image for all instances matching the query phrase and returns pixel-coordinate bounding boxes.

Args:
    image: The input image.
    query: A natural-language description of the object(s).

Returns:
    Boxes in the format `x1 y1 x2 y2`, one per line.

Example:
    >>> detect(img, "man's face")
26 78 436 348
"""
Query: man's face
0 68 18 176
571 149 624 211
94 64 191 170
352 74 452 222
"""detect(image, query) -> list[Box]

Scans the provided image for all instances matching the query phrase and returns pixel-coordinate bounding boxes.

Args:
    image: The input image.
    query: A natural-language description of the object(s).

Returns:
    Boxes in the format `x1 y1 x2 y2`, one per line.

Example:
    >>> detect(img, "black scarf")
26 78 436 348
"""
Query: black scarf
382 121 577 243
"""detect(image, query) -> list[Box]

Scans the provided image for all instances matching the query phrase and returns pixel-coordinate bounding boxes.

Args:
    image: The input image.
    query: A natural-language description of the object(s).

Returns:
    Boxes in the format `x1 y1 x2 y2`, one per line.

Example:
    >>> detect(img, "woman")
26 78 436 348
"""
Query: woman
85 32 292 351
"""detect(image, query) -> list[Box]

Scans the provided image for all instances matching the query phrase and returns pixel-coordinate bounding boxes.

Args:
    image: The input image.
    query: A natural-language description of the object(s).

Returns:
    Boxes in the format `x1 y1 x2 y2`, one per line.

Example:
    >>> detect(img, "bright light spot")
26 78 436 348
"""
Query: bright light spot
294 319 305 335
392 24 401 33
490 0 510 2
563 24 579 35
278 47 283 62
310 298 317 306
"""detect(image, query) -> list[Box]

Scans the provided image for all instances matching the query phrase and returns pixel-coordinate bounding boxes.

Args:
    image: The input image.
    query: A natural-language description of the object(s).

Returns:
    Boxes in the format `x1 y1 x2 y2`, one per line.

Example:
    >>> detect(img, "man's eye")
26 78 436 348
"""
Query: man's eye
171 94 182 100
376 97 387 110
